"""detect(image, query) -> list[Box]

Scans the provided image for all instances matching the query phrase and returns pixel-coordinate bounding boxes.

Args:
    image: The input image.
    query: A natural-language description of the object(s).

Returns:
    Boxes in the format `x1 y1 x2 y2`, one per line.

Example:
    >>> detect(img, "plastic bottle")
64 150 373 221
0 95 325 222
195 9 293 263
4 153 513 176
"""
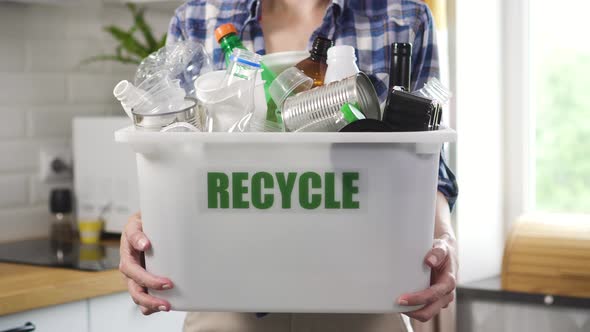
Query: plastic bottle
323 45 360 85
221 49 262 87
295 36 333 87
113 80 149 119
389 43 412 92
215 23 279 123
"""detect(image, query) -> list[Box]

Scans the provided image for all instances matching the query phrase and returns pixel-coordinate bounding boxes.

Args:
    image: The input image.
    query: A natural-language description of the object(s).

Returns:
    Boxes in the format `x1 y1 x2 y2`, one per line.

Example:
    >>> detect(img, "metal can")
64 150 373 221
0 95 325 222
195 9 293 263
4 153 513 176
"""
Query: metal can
281 73 380 132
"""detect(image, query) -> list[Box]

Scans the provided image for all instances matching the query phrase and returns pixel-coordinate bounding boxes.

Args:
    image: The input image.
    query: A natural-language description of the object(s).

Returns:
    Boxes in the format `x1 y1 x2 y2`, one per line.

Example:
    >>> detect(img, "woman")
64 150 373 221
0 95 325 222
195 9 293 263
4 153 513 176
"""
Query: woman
119 0 459 331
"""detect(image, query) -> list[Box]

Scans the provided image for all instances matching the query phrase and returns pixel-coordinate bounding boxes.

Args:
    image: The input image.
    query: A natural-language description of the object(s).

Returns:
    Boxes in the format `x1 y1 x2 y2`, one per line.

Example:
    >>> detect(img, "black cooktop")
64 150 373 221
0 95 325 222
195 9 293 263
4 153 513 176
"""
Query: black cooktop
0 238 120 271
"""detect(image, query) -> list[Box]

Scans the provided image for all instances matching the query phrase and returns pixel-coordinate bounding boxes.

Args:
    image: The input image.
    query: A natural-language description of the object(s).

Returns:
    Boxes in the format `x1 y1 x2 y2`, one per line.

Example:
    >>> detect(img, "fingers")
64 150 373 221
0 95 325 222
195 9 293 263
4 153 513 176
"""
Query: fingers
120 213 173 291
398 272 456 306
128 279 170 315
125 213 151 252
425 239 449 268
405 292 455 322
119 257 173 290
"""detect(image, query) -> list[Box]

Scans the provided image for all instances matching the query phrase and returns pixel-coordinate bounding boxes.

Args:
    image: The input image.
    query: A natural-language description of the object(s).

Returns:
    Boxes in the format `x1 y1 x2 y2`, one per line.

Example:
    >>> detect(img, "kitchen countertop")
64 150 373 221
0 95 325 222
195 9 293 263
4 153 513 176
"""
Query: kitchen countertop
0 261 126 317
457 276 590 308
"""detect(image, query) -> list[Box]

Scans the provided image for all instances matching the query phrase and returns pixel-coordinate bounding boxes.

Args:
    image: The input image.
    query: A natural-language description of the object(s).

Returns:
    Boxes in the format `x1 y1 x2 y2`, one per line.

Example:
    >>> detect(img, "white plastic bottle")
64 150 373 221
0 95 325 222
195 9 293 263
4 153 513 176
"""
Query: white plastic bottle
323 45 360 85
113 80 149 119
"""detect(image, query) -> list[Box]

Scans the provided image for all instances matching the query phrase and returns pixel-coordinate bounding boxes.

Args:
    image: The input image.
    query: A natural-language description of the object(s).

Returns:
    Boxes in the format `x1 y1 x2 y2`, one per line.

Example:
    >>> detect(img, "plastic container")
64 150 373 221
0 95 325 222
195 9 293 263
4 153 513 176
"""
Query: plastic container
195 71 265 132
413 77 452 106
115 52 457 313
323 45 360 85
269 67 314 109
115 127 456 313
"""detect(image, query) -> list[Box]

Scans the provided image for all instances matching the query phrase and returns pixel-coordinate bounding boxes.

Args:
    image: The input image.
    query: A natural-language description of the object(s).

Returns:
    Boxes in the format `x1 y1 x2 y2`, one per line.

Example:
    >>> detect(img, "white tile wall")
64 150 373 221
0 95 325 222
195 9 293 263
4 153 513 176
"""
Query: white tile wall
0 206 49 243
0 175 29 208
0 107 26 138
0 2 171 242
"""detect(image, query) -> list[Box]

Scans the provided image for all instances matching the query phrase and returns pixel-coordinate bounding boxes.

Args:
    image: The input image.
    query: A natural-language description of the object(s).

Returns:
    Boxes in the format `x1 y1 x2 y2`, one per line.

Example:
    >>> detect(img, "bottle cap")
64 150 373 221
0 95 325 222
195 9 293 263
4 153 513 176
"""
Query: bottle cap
215 23 238 43
50 189 72 214
327 45 356 60
392 43 412 56
340 103 366 123
310 36 333 60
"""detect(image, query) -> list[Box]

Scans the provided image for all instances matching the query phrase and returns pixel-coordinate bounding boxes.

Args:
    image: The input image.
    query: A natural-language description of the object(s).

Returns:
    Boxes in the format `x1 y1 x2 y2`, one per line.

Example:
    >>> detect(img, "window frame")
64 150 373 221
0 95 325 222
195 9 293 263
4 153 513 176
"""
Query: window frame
502 0 533 231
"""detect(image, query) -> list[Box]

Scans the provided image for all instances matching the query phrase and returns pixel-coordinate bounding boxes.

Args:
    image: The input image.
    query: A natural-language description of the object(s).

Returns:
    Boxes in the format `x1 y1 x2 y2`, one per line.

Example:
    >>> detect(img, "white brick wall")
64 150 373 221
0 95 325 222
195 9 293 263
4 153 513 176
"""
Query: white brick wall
0 2 174 242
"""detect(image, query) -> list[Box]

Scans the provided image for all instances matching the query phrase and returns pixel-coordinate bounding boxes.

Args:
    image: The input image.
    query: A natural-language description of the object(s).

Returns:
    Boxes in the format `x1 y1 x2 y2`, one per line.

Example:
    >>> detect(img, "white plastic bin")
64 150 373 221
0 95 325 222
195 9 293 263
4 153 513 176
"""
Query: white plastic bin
115 128 456 313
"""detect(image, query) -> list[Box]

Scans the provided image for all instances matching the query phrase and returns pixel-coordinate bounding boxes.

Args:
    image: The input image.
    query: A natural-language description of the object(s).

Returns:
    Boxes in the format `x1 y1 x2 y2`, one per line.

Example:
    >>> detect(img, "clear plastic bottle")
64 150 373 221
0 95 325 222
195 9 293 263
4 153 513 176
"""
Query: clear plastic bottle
323 45 360 85
113 80 150 118
295 36 333 87
215 23 279 123
221 49 262 87
218 49 262 132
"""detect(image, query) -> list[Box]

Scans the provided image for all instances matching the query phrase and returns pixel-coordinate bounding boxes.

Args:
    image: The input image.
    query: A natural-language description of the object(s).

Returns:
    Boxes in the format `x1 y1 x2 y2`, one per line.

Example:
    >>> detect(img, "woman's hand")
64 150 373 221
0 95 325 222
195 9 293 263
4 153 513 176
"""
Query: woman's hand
397 233 458 322
119 212 174 315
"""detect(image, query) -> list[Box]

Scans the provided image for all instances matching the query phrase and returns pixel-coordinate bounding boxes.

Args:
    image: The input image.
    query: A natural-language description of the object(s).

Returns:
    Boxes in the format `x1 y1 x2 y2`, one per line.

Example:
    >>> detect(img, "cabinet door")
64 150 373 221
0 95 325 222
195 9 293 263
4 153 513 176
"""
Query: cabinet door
89 292 186 332
0 301 88 332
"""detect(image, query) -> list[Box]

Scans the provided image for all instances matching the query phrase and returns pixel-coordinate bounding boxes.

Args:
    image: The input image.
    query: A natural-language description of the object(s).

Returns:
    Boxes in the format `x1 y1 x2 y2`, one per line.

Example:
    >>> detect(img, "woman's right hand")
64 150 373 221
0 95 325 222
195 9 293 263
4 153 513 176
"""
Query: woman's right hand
119 212 174 315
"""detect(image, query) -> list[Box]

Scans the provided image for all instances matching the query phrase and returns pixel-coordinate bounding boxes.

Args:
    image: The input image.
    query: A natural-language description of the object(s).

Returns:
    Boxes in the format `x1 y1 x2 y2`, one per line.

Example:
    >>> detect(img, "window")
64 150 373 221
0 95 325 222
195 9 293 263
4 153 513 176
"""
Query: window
530 0 590 214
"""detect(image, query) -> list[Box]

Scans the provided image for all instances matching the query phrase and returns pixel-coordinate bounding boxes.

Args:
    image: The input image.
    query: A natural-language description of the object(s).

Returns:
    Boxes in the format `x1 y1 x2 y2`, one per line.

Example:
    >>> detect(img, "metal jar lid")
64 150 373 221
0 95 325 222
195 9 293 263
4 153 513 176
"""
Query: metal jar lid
132 98 199 131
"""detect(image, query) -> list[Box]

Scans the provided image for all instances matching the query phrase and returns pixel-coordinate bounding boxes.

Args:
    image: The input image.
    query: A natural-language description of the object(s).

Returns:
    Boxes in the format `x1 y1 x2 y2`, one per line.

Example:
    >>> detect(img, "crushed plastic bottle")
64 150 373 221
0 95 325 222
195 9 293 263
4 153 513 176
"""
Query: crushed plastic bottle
134 41 213 98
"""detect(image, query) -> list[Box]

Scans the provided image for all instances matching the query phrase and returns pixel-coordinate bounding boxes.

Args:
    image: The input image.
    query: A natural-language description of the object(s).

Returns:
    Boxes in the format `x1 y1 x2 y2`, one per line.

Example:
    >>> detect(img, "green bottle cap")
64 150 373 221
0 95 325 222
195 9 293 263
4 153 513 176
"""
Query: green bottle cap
340 103 366 123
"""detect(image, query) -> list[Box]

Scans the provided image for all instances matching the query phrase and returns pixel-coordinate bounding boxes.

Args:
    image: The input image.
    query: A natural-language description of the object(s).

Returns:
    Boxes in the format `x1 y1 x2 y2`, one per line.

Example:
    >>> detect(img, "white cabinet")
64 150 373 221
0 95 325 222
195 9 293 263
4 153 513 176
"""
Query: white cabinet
0 301 88 332
0 292 186 332
89 292 186 332
458 299 590 332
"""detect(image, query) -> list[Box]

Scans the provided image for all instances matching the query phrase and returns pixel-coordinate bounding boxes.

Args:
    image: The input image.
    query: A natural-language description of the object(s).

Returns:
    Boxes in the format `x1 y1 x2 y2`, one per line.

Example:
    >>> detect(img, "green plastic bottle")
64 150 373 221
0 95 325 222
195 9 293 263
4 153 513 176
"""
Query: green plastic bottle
215 23 279 123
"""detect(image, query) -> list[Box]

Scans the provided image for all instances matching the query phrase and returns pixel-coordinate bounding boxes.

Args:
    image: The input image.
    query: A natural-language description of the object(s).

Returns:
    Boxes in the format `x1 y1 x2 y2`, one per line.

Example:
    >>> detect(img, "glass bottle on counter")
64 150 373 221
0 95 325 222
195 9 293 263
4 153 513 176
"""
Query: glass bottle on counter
295 36 333 87
50 189 75 249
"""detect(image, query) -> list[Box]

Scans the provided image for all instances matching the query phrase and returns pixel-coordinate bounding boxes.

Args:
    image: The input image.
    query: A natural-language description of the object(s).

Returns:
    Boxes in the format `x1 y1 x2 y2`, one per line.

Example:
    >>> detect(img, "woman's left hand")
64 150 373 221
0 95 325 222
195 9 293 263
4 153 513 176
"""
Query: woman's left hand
397 234 458 322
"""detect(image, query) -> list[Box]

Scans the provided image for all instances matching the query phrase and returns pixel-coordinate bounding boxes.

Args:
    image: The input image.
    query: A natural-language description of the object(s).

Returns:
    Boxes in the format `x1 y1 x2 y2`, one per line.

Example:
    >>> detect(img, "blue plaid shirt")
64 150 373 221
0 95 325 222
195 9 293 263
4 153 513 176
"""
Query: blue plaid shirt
168 0 458 209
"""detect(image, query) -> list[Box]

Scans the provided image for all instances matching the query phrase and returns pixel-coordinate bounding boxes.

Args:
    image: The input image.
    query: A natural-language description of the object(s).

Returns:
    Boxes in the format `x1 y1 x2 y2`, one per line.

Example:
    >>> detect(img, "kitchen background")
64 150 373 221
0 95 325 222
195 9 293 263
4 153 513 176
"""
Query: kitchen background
0 1 174 242
1 0 589 331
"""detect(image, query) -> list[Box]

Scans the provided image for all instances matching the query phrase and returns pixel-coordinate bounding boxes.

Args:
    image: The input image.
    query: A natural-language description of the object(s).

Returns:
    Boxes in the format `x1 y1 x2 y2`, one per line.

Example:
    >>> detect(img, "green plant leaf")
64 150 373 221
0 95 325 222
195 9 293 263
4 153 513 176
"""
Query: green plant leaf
80 3 163 66
158 33 167 49
104 25 150 58
127 3 159 51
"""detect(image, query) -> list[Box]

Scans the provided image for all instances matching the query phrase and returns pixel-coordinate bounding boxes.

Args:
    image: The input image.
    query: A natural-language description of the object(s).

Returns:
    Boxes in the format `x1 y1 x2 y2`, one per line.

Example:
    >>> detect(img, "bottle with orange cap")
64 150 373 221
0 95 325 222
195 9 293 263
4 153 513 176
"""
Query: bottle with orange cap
215 23 279 124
